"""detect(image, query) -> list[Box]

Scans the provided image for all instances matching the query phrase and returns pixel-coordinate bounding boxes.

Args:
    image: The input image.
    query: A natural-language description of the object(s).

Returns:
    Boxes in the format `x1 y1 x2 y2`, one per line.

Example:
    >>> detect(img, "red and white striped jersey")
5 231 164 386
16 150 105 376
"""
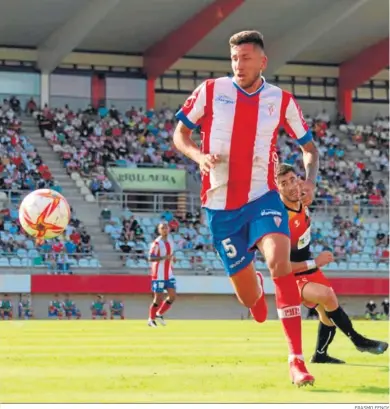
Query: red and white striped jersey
149 236 175 281
176 76 312 210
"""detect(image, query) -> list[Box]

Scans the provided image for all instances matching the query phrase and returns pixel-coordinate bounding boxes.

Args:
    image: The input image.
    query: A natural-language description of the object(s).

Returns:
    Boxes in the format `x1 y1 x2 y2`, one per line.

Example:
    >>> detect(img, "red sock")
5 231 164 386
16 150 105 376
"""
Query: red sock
273 273 303 358
149 303 159 320
157 300 172 316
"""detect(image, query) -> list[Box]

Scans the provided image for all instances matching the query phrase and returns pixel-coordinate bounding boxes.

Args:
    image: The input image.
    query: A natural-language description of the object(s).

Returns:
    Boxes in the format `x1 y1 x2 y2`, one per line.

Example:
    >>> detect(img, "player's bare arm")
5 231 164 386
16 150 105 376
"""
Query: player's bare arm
299 141 319 206
291 251 334 274
173 122 202 164
149 255 168 262
173 122 219 175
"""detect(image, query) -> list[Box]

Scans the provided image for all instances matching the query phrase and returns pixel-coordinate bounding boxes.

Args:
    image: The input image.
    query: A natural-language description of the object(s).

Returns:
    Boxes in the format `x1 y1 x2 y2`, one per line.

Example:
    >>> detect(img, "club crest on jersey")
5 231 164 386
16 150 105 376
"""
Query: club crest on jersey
273 216 282 228
184 95 197 109
268 103 275 116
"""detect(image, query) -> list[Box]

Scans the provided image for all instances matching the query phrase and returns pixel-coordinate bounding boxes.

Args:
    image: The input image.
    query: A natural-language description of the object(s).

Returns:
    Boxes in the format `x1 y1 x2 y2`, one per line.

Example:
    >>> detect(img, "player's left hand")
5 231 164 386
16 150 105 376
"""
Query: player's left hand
299 179 316 206
315 251 334 268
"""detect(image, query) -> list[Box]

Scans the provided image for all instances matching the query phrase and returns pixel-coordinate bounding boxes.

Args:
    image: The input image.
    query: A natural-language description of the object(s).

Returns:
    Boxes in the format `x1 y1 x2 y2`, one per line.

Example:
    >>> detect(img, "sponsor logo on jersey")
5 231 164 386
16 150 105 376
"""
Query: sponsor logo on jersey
261 209 282 217
215 94 235 105
268 103 275 116
184 95 197 109
229 256 245 269
298 227 311 249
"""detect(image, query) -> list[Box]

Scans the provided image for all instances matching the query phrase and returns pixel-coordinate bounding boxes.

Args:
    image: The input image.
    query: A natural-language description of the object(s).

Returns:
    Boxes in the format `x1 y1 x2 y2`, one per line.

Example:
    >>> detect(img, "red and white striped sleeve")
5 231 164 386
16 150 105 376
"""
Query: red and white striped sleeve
149 241 159 257
283 92 313 146
175 81 208 130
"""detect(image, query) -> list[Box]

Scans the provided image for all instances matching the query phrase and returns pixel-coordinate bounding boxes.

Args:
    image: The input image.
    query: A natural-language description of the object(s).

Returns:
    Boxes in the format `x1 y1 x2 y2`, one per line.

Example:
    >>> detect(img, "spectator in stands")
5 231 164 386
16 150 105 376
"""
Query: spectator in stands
333 213 343 227
9 96 21 114
100 208 112 223
376 231 386 246
56 252 72 275
26 98 37 115
382 299 389 319
316 109 330 126
365 300 379 320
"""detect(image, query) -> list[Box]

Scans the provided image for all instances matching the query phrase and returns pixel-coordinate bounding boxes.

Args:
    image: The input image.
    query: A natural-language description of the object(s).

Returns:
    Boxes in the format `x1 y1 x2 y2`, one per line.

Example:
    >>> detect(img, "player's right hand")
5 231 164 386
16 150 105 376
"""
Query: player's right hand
199 153 220 176
315 251 334 268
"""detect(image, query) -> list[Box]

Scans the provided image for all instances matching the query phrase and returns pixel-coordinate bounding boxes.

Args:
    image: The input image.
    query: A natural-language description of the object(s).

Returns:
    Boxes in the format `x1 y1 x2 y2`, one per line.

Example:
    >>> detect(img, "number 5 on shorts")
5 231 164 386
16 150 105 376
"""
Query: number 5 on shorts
222 238 237 258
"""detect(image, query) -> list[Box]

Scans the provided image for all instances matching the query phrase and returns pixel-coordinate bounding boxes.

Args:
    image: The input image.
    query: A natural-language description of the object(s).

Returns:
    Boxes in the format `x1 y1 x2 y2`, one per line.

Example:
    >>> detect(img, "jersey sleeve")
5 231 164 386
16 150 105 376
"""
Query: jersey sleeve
283 92 313 146
175 81 208 130
149 241 159 257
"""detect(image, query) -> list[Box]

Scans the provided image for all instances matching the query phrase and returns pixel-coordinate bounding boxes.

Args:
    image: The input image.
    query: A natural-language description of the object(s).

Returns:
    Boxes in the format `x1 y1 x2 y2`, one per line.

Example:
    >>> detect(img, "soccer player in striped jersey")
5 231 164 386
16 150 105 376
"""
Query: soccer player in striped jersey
148 222 176 327
174 30 318 386
276 163 388 363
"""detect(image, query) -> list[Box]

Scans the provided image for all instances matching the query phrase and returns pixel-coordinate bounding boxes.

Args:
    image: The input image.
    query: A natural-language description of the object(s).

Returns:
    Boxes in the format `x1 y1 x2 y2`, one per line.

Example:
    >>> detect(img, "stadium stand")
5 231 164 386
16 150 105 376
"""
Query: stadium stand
101 207 389 273
32 104 200 196
0 99 99 271
33 104 389 205
0 97 385 274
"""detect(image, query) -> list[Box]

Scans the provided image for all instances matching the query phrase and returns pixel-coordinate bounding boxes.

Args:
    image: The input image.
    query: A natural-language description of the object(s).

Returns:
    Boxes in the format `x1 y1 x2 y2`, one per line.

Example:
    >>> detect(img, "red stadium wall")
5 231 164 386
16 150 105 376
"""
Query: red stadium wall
30 275 389 296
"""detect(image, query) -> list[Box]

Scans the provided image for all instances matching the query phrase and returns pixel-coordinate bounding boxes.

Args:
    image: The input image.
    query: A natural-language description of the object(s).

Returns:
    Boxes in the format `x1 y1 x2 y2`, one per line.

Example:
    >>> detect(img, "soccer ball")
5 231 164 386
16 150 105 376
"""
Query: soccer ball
19 189 70 240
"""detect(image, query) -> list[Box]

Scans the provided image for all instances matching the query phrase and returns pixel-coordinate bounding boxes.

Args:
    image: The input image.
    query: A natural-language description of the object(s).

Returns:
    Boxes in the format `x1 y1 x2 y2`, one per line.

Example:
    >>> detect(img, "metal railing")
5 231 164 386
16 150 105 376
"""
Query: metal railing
0 189 387 218
0 251 99 274
94 191 388 218
0 249 387 275
95 191 201 215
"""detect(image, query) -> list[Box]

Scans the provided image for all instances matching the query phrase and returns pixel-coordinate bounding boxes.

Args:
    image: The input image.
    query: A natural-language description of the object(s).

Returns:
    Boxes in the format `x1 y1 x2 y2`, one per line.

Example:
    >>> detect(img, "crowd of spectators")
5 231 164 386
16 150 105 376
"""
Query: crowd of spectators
0 98 94 270
33 103 199 196
34 103 388 209
280 110 388 208
311 213 389 263
102 205 388 270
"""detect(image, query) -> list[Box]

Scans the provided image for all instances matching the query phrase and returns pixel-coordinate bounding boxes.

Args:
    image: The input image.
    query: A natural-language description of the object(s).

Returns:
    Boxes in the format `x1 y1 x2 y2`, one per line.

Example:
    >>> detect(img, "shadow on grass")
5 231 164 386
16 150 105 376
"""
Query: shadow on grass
344 363 389 369
355 386 389 395
307 388 340 393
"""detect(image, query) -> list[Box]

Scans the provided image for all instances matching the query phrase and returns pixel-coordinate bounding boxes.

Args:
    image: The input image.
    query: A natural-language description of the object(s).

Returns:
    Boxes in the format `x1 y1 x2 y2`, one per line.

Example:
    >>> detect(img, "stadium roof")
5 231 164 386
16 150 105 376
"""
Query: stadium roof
0 0 388 69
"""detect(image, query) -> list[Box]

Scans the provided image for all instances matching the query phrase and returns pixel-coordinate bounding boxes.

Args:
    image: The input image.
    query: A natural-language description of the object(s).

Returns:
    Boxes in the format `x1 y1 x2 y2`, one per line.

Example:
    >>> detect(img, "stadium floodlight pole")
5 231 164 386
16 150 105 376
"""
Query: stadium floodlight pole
265 0 370 76
37 0 121 73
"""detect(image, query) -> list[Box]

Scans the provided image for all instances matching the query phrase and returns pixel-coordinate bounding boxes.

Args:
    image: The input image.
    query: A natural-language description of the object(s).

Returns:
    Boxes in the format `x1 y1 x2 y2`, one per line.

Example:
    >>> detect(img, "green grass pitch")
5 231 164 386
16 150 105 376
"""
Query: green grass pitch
0 320 388 403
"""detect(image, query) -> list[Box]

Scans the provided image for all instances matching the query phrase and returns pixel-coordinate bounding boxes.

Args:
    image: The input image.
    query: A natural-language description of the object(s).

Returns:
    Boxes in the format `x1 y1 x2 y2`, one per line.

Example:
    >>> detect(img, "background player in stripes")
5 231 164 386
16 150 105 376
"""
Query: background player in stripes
276 163 388 363
148 222 177 327
174 30 319 386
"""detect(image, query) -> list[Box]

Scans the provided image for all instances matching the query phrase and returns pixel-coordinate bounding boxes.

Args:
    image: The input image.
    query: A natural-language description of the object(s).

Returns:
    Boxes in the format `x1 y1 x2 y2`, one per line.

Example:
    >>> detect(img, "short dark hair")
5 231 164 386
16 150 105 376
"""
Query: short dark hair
229 30 264 49
276 163 296 178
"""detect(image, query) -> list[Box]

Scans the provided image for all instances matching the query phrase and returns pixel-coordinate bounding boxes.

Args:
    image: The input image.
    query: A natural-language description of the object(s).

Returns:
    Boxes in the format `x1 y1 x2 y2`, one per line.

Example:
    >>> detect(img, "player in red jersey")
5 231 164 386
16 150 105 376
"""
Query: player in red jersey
148 223 176 327
174 30 318 386
277 163 388 363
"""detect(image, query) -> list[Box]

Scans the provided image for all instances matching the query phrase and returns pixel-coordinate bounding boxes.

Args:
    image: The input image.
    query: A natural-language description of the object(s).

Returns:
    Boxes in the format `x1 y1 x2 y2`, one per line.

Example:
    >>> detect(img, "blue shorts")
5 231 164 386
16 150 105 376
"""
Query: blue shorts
19 309 32 318
205 190 289 276
152 278 177 293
